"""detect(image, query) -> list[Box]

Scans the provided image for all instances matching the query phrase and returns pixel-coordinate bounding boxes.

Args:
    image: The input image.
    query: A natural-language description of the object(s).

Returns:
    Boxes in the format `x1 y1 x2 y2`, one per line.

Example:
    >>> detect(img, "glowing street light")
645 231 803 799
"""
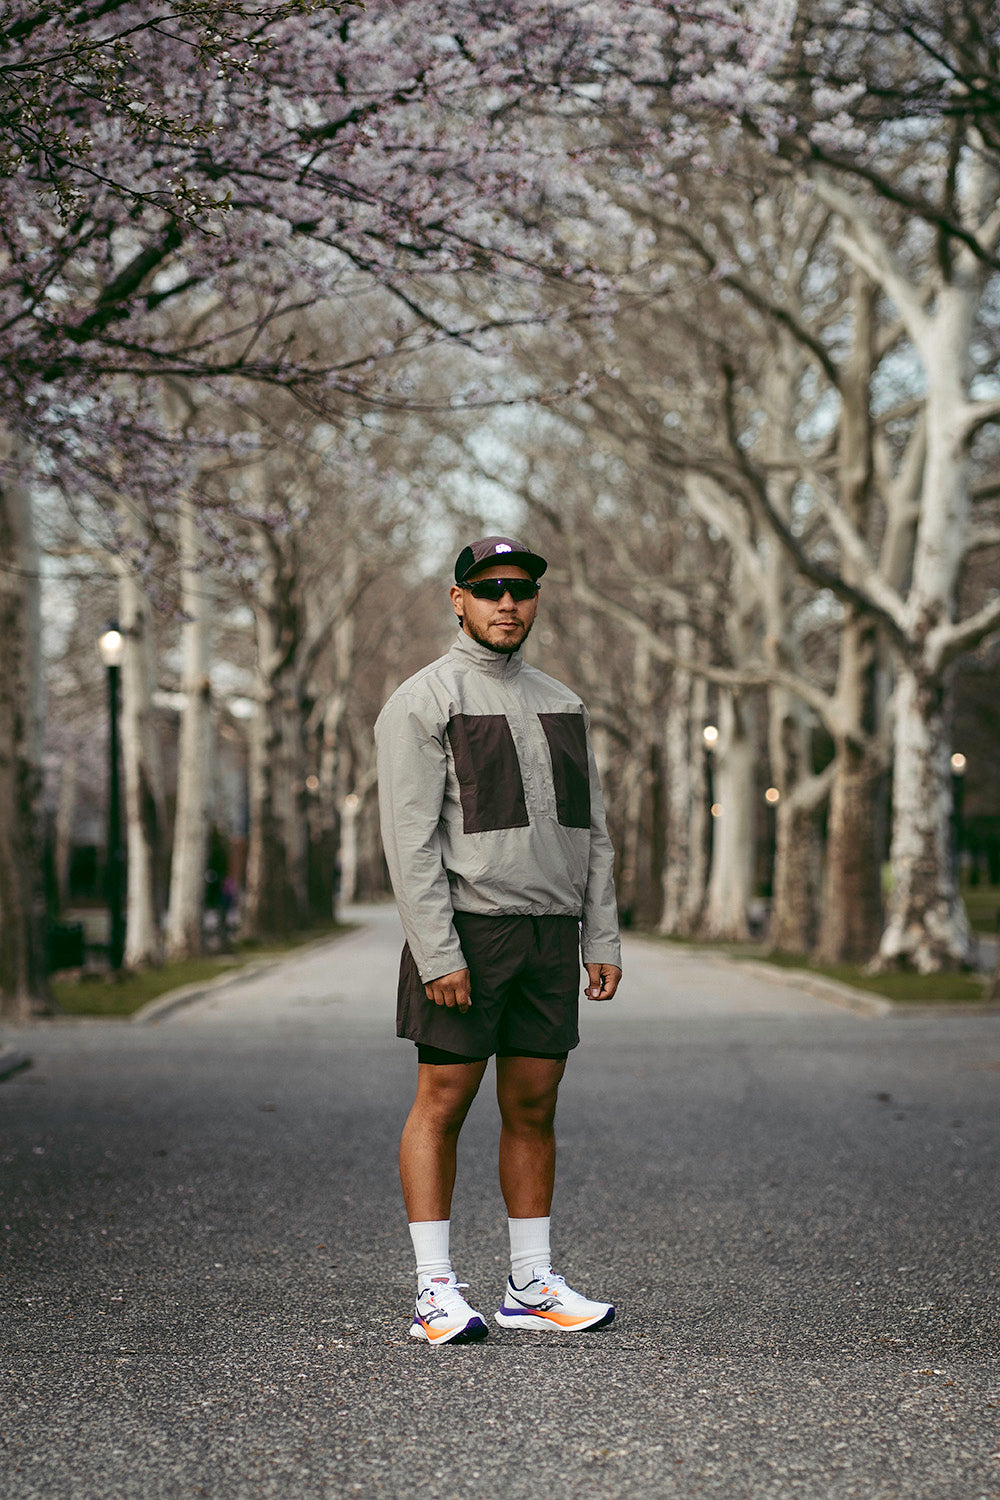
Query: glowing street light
703 724 719 746
98 626 124 669
764 787 780 805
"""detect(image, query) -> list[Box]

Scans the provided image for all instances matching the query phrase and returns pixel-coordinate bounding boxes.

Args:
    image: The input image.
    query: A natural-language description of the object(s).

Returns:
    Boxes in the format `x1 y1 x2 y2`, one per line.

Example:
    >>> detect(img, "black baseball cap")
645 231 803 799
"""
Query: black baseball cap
454 535 548 585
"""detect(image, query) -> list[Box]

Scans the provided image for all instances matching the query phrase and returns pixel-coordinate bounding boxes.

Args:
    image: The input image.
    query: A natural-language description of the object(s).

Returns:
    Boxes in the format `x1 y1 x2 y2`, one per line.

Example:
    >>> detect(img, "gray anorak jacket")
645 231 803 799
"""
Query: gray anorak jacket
375 629 622 983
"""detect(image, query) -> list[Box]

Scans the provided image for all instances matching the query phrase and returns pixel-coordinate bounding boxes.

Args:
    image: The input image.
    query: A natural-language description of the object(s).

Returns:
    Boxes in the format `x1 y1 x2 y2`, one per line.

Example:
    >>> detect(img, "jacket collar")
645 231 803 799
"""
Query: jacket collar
450 627 524 678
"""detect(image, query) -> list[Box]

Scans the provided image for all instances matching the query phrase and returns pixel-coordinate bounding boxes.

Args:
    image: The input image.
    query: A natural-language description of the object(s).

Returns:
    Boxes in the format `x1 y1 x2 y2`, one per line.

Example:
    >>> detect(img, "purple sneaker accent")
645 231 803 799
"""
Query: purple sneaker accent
495 1270 615 1332
410 1278 488 1346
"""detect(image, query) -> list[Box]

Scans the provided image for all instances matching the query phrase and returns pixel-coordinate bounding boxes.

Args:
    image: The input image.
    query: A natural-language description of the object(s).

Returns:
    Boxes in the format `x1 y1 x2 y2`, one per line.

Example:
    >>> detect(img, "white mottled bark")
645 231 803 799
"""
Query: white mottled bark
244 533 296 937
877 280 974 967
879 665 971 970
118 561 166 967
313 610 354 918
819 145 997 971
339 793 359 905
658 630 707 936
765 670 823 955
165 500 214 959
701 691 755 941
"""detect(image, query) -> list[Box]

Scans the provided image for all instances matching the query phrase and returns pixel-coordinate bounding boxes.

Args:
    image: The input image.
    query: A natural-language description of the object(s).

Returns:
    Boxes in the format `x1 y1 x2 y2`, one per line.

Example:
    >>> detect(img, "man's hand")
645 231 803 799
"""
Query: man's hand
584 962 621 1002
424 968 472 1012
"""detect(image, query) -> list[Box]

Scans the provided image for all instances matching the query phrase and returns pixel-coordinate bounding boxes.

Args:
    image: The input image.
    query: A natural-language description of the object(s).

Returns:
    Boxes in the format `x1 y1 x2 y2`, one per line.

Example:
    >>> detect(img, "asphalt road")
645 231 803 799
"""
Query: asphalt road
2 905 998 1500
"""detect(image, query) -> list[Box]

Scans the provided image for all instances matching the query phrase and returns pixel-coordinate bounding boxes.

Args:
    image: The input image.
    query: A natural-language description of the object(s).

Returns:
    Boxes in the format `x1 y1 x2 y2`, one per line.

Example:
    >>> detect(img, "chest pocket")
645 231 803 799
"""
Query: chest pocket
538 712 591 829
446 713 529 833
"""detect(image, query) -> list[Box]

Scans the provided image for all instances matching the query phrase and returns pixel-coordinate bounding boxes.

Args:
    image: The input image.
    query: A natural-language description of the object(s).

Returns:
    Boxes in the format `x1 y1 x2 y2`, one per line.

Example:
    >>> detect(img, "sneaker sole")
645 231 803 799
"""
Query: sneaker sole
409 1318 489 1346
494 1306 615 1332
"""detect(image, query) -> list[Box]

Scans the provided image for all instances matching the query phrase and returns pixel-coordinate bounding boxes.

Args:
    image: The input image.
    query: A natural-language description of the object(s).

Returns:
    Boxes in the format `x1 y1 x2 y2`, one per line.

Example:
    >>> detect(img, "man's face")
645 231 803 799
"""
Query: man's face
449 563 539 656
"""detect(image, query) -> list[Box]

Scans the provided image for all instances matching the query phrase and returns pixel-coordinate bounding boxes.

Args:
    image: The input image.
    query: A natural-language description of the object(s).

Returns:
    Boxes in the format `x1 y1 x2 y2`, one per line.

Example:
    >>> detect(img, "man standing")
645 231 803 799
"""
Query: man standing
375 535 622 1346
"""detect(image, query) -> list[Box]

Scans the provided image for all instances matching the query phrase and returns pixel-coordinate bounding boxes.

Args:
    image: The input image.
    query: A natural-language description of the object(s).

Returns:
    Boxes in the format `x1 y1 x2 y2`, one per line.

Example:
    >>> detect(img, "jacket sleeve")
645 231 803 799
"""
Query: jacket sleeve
580 720 622 970
374 690 467 983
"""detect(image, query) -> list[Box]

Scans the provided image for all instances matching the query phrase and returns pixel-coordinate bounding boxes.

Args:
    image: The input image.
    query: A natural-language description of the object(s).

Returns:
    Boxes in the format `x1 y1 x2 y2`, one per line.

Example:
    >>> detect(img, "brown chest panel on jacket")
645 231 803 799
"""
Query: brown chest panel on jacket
446 710 590 834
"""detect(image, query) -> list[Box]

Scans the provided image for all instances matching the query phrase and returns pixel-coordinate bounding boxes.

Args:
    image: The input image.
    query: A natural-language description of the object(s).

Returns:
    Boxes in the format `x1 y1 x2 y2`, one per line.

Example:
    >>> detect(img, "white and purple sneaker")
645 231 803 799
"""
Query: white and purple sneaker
410 1276 488 1346
494 1267 615 1332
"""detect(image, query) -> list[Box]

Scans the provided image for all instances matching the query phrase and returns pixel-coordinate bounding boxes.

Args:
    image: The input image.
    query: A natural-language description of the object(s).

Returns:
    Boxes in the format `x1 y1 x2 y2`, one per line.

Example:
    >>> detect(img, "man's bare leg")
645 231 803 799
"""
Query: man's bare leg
496 1055 566 1217
493 1053 614 1329
399 1058 488 1221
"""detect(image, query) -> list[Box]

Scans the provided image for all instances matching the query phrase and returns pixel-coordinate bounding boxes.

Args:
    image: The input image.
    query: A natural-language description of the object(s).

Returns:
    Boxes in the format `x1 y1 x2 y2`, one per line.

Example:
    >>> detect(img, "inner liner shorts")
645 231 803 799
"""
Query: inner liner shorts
396 912 581 1059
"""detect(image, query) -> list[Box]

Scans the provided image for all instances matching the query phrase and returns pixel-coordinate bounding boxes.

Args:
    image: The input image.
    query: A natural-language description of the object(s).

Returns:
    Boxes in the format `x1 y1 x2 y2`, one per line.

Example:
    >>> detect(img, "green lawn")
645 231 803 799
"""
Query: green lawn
962 882 1000 935
50 922 353 1018
744 950 989 1004
656 935 991 1004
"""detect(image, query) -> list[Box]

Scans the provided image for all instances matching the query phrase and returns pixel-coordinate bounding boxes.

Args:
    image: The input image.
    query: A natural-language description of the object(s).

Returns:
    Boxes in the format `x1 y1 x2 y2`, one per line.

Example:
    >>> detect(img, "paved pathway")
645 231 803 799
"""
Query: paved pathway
2 905 999 1499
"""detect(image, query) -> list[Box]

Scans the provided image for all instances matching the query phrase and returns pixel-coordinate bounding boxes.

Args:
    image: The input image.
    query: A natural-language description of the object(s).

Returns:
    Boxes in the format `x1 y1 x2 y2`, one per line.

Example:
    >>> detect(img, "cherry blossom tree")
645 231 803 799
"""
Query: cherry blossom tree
2 0 698 1007
702 1 1000 969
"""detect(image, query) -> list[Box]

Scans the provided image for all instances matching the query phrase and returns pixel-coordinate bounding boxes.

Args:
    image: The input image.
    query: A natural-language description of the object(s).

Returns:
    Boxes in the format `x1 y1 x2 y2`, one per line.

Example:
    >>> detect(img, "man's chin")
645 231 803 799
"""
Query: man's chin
464 620 531 655
483 635 522 655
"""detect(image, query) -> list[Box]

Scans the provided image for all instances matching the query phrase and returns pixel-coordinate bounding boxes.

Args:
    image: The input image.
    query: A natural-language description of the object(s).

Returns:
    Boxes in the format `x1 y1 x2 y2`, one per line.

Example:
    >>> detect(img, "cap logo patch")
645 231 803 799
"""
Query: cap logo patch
495 542 512 553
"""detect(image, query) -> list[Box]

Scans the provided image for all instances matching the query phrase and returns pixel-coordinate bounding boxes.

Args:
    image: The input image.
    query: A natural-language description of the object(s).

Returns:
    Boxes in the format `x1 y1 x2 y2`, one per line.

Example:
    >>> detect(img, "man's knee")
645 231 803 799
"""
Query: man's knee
497 1064 563 1132
501 1092 558 1133
412 1061 485 1132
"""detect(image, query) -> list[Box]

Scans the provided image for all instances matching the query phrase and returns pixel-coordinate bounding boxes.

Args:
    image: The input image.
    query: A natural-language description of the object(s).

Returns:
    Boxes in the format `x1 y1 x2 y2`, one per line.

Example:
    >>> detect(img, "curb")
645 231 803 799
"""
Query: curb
635 935 999 1018
626 931 895 1017
707 954 894 1018
0 1049 32 1082
132 929 355 1025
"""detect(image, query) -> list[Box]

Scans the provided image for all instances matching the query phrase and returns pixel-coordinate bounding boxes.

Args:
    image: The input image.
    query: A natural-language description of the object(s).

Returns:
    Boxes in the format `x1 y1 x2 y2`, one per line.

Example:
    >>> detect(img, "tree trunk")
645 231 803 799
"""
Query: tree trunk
701 691 755 941
617 640 654 926
816 738 884 964
658 669 694 936
54 747 77 913
312 617 352 920
878 664 972 970
118 563 166 967
339 791 359 905
279 686 310 927
769 786 823 954
876 265 980 971
765 675 822 954
243 537 299 938
684 675 712 934
244 684 295 936
817 604 885 963
165 502 214 959
658 635 709 937
0 461 51 1016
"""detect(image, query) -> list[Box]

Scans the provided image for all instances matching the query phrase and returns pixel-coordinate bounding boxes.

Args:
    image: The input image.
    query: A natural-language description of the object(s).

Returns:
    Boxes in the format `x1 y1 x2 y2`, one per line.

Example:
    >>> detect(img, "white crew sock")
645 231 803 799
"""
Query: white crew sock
508 1216 551 1289
409 1219 453 1290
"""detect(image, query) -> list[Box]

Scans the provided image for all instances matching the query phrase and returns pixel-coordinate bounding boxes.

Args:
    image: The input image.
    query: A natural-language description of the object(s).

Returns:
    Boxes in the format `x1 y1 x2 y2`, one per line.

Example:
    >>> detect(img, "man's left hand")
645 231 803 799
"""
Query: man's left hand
584 963 621 1001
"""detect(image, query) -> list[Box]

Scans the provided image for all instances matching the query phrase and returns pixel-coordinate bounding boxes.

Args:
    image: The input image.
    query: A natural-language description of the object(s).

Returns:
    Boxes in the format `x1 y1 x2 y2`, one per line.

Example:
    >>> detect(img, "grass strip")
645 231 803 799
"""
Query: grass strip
50 922 353 1018
654 934 990 1003
961 883 1000 936
741 950 989 1003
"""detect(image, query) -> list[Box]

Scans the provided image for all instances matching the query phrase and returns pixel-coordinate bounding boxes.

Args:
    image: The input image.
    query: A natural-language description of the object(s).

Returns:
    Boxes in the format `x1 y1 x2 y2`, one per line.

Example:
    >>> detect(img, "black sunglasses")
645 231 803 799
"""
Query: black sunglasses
463 577 539 602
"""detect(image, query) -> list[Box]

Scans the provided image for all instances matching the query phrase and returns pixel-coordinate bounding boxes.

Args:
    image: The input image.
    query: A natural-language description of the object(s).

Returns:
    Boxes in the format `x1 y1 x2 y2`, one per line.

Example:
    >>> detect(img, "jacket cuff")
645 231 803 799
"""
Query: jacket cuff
581 943 622 971
416 943 468 985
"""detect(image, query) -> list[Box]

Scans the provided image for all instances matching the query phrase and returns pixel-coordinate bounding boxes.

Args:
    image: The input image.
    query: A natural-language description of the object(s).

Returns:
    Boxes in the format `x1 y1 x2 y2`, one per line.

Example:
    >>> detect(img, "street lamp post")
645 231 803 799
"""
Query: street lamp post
951 752 967 879
99 625 125 970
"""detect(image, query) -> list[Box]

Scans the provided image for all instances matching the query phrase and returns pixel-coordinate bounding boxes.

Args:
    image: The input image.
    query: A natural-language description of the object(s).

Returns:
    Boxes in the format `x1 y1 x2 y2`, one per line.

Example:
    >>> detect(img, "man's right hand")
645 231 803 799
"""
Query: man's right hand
424 968 472 1012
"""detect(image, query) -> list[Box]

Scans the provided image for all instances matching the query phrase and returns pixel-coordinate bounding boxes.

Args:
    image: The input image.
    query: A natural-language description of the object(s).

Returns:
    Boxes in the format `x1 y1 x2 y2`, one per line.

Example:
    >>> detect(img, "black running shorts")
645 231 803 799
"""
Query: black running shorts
396 912 581 1059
